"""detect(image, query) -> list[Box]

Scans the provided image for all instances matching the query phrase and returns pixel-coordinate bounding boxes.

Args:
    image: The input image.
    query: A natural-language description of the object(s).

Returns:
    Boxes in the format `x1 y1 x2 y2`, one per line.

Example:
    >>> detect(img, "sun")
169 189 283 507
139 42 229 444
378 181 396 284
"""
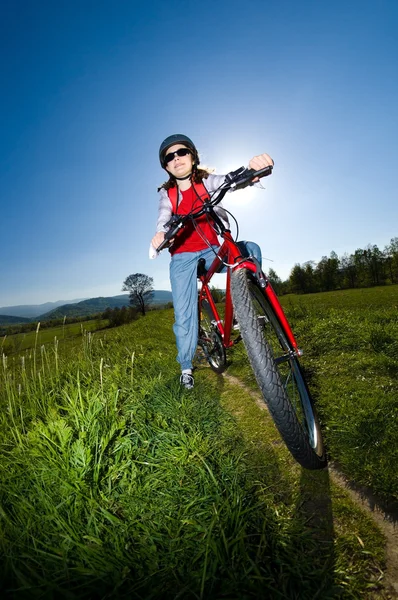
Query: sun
212 160 261 204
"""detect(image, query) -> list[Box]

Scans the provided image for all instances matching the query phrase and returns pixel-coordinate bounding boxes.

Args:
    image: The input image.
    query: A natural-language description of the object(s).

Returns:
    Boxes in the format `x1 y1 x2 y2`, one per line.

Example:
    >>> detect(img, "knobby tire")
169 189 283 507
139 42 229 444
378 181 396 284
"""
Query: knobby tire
231 269 327 470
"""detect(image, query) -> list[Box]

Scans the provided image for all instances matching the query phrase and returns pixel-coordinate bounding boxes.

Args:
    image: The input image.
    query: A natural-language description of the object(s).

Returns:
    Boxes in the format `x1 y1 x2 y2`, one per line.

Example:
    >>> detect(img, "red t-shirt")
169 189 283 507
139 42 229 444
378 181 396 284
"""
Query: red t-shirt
170 186 220 254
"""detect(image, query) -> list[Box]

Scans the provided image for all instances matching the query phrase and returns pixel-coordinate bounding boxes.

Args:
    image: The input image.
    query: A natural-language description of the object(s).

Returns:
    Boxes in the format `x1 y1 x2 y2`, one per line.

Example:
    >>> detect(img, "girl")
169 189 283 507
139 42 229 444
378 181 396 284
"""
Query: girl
151 134 274 389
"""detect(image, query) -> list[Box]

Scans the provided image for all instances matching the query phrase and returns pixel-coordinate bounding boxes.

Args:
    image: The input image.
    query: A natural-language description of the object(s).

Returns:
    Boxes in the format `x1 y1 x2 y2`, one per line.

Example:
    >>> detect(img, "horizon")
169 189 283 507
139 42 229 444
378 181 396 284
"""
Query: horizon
2 233 397 309
2 0 397 307
0 290 173 311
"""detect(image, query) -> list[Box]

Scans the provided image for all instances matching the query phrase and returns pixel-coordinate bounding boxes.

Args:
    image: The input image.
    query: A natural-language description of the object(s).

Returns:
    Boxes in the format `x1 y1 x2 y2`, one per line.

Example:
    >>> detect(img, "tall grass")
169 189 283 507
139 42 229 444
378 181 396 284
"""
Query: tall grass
0 317 295 597
2 318 108 356
0 308 388 598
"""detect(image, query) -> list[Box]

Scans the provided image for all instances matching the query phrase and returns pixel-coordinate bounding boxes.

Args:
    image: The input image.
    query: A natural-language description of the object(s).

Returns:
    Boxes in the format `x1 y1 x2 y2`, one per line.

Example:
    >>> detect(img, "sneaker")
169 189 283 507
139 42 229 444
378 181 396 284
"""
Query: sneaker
180 372 194 390
232 318 240 331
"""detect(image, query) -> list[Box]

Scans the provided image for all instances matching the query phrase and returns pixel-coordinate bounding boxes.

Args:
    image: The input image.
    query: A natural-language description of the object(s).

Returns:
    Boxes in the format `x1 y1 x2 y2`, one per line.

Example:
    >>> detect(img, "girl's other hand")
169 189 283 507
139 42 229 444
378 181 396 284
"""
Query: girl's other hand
249 153 274 181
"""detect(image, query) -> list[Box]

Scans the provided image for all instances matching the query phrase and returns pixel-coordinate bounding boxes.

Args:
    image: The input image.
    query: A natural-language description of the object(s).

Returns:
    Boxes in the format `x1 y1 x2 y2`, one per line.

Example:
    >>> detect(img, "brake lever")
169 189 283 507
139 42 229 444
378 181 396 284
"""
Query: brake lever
224 166 247 184
164 214 181 229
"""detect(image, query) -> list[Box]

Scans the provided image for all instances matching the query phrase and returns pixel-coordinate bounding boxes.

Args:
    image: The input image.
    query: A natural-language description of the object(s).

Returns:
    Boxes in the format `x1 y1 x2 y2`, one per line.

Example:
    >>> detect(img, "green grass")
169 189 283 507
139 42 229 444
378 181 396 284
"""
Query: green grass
0 301 393 598
228 286 398 502
281 285 398 311
215 377 386 599
278 286 398 502
1 318 108 355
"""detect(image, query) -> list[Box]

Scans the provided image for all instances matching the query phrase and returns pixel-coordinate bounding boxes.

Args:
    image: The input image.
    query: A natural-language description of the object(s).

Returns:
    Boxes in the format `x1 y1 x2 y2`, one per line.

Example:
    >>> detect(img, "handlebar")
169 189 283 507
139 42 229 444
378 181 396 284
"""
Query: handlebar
155 164 273 253
225 164 273 190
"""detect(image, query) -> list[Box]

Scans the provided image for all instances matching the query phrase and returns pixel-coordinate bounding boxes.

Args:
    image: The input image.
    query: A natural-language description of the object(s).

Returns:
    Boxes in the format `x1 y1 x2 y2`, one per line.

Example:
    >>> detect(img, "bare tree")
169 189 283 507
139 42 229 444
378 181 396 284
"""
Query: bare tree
122 273 154 316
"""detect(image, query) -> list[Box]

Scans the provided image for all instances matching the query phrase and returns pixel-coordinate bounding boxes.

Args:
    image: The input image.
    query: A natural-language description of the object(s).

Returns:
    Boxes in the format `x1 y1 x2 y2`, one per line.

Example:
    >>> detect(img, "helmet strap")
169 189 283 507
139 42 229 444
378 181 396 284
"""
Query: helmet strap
174 173 192 181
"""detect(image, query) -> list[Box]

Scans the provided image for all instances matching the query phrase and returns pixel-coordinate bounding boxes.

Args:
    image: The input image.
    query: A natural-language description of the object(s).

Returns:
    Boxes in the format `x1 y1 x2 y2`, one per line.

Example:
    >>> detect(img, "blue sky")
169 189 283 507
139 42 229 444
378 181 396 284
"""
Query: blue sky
1 0 397 307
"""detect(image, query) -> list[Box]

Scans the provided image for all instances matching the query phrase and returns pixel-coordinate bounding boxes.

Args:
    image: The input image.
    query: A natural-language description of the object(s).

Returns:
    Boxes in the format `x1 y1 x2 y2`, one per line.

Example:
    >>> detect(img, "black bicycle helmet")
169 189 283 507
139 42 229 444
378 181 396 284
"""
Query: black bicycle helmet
159 134 199 168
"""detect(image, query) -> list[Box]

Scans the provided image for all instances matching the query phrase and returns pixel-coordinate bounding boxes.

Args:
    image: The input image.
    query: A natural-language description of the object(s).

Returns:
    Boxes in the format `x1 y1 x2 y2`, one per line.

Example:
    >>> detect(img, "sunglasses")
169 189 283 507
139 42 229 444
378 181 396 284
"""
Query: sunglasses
164 148 192 165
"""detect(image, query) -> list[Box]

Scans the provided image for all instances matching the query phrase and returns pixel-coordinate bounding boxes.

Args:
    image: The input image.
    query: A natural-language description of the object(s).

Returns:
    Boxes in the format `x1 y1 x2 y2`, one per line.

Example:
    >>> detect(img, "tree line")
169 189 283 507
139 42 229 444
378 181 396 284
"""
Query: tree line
268 237 398 295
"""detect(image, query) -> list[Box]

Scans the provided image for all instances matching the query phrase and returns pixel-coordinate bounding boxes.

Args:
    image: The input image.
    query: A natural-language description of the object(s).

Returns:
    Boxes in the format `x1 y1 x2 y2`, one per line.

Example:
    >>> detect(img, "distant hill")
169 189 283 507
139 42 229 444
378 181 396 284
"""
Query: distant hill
0 299 87 319
38 291 173 320
0 314 31 325
0 292 173 323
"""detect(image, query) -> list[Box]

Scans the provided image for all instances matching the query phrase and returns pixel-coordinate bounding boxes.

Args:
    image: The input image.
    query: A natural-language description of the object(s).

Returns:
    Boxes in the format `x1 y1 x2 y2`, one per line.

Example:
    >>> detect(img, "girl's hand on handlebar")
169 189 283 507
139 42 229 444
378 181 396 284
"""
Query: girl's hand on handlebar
151 230 175 252
249 153 274 182
151 231 166 250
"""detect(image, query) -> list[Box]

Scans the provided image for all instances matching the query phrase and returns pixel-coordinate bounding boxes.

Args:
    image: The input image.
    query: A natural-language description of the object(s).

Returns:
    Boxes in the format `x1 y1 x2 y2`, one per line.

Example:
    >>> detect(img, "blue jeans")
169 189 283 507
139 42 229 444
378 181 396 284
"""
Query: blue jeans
169 241 261 371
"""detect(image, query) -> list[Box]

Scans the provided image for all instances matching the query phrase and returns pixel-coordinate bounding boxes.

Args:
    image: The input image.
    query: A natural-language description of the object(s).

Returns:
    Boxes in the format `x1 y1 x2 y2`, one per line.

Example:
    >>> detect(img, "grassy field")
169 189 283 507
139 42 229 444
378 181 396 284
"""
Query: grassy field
228 285 398 502
1 318 108 355
282 285 398 502
0 287 396 598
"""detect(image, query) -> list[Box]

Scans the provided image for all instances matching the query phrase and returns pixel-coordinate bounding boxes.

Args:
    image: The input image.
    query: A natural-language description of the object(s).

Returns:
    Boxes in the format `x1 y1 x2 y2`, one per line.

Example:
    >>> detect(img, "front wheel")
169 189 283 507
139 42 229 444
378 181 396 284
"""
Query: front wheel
231 269 326 470
198 299 227 374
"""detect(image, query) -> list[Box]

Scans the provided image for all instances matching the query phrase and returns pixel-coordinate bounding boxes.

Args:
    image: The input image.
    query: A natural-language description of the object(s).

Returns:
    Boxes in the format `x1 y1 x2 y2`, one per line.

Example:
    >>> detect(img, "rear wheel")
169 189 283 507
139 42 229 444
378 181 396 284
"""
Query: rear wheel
231 269 326 470
198 299 227 374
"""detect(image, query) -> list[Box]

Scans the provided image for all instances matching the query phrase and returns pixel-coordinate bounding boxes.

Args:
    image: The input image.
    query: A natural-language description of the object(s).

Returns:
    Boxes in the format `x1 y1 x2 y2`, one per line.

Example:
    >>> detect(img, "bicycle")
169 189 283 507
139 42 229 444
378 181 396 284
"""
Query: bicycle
155 165 327 470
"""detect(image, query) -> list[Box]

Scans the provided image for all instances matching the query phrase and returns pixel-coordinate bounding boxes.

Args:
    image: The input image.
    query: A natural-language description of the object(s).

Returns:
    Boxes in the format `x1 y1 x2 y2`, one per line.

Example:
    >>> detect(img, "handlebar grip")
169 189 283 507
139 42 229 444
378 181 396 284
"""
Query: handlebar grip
156 237 170 253
254 164 273 178
246 165 273 179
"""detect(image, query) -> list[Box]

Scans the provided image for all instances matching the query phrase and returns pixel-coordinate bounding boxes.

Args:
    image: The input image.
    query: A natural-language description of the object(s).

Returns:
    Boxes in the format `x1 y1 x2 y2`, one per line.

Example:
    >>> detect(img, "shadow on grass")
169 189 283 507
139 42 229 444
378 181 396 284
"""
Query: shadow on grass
295 467 338 599
199 367 339 599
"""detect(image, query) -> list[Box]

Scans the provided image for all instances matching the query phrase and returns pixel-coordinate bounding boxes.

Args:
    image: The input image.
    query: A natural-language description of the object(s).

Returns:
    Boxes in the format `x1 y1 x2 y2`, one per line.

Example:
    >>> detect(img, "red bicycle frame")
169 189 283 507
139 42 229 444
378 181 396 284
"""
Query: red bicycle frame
198 230 302 355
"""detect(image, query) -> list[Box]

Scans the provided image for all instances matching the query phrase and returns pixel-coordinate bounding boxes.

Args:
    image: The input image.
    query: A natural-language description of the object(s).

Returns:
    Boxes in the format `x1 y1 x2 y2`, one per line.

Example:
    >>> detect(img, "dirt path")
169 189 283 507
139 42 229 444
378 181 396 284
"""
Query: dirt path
328 465 398 598
224 373 398 599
